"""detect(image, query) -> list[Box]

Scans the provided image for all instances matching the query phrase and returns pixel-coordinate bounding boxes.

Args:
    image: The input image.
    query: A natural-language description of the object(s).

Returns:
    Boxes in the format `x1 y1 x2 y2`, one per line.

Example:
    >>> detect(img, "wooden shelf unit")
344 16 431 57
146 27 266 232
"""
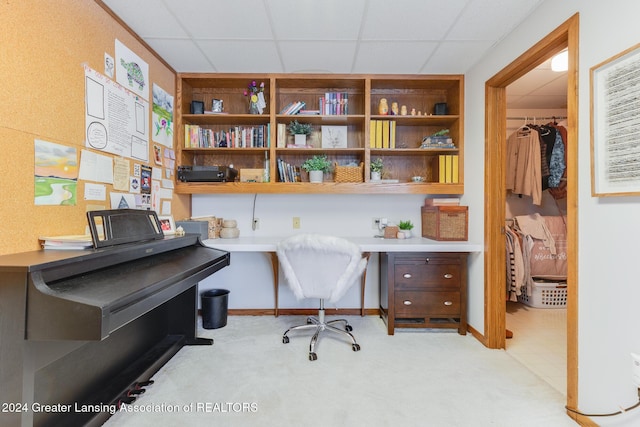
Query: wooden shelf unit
175 73 464 195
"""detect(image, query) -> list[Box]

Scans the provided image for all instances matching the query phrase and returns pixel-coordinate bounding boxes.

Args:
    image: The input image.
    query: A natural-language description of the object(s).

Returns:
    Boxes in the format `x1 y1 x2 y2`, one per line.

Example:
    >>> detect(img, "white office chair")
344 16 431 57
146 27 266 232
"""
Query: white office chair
277 234 368 361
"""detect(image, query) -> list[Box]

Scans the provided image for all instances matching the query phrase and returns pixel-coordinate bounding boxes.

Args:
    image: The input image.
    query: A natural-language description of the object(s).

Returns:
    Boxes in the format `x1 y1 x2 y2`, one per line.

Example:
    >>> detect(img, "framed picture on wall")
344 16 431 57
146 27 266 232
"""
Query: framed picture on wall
591 42 640 196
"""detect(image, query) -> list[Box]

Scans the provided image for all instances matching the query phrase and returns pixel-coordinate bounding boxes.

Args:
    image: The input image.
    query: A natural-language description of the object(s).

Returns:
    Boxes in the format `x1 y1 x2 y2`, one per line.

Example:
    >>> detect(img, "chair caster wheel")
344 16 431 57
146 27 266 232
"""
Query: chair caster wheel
345 325 353 332
309 352 318 361
306 318 313 324
352 343 360 352
282 336 289 344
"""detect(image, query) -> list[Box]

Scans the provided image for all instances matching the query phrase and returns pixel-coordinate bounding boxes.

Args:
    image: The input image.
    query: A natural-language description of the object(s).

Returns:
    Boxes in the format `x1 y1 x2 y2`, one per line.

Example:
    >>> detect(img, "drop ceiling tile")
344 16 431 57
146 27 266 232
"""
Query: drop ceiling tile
166 0 272 39
144 39 214 72
422 41 494 73
102 0 188 38
267 0 365 40
353 41 438 74
361 0 466 40
507 68 558 95
197 40 283 73
447 0 545 40
278 41 357 73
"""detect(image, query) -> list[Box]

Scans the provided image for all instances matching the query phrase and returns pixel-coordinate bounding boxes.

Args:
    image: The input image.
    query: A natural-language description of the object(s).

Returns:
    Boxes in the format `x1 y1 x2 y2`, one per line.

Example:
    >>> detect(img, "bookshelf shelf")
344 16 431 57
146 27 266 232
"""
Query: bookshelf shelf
175 73 464 194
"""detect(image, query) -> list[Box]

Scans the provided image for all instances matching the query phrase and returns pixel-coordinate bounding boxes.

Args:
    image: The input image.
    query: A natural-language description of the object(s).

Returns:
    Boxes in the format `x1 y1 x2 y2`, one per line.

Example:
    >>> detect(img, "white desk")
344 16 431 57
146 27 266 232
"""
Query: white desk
203 236 482 316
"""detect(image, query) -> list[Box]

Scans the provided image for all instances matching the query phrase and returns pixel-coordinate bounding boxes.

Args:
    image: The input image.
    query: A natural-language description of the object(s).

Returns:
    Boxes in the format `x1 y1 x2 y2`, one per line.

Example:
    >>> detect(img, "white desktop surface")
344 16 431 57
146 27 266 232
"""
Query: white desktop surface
203 235 482 253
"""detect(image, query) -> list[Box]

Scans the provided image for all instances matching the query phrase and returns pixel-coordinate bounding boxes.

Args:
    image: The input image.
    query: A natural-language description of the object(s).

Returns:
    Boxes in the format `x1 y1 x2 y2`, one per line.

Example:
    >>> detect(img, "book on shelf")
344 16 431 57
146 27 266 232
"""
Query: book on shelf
184 124 270 148
276 158 301 182
320 92 349 115
437 154 459 184
369 120 396 149
281 101 306 115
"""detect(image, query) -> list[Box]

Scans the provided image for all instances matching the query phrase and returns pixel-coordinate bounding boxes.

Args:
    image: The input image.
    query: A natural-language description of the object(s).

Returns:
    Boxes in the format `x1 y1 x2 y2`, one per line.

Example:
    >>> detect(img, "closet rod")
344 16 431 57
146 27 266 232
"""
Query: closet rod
506 116 567 121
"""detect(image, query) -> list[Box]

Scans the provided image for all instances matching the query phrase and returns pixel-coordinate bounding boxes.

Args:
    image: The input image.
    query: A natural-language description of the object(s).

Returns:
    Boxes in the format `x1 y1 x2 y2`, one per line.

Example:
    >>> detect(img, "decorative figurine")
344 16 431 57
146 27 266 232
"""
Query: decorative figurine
410 108 416 116
378 98 389 115
391 102 399 115
400 105 408 116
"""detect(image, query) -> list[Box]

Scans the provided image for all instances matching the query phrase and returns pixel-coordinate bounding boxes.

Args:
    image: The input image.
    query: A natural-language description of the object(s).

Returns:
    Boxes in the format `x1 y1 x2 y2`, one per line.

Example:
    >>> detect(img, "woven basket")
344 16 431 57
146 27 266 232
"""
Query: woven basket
334 162 364 183
421 206 468 241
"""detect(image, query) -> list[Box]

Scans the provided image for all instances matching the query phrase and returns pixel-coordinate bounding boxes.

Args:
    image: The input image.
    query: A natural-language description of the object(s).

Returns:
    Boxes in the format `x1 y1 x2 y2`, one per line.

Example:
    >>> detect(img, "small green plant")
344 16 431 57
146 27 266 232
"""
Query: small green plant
370 157 384 172
301 155 332 173
398 220 414 230
287 120 313 135
433 129 450 136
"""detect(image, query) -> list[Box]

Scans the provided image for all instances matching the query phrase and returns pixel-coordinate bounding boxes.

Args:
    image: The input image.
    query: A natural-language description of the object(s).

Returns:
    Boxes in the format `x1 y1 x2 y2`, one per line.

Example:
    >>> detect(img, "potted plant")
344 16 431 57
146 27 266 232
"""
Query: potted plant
301 155 332 183
398 220 414 238
370 158 384 181
287 120 313 146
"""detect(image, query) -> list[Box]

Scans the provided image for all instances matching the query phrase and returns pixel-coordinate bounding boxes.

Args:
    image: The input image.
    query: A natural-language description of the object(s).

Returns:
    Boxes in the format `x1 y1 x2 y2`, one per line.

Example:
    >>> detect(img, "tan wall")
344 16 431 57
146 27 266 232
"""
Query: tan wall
0 0 189 255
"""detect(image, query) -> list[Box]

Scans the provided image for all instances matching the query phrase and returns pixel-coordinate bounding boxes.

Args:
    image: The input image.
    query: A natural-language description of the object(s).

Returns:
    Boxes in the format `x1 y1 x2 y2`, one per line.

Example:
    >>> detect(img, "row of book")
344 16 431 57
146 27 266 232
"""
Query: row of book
320 92 349 115
278 92 350 116
184 124 270 148
276 158 302 182
369 119 396 148
438 154 459 183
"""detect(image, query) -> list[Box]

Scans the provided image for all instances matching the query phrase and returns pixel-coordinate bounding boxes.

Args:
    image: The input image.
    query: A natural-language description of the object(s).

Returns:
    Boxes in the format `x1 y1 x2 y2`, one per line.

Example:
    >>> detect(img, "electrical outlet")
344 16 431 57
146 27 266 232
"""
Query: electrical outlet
372 218 380 229
253 218 260 230
292 217 301 229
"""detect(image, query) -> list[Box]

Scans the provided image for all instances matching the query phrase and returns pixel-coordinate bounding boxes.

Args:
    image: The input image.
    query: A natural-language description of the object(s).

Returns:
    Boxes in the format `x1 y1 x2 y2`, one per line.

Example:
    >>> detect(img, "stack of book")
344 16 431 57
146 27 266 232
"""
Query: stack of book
39 235 94 250
369 119 396 148
320 92 349 115
424 197 460 206
276 158 301 182
437 154 459 183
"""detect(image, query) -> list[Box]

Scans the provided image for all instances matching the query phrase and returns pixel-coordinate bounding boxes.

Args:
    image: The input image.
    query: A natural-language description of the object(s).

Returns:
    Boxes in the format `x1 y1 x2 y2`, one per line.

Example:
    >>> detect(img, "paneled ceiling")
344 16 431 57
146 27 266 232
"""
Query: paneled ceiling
98 0 567 109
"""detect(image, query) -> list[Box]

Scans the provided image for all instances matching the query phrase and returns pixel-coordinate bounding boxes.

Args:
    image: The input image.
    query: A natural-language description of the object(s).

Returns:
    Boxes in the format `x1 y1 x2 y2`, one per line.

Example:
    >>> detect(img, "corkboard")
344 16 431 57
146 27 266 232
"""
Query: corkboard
0 0 189 255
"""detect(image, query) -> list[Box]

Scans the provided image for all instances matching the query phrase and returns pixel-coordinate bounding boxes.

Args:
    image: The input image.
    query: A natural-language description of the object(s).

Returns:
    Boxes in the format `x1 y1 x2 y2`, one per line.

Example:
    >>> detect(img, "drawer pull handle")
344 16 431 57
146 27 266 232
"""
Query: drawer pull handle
403 300 412 305
403 273 412 279
444 301 453 306
444 273 453 279
425 258 430 263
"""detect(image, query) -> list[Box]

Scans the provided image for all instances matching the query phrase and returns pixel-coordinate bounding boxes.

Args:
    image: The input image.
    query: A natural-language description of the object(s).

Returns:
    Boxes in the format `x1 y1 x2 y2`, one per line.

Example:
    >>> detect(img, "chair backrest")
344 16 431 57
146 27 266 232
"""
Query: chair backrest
277 234 368 303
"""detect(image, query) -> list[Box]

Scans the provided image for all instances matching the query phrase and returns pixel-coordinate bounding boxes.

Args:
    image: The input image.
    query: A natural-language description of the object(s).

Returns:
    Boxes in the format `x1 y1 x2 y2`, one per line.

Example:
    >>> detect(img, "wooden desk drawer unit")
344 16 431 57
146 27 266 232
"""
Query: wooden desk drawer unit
380 252 468 335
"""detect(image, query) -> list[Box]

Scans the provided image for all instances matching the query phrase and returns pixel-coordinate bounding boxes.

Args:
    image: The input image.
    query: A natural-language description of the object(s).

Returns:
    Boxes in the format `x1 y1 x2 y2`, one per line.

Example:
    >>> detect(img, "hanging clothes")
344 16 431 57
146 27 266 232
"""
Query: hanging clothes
506 126 543 205
548 124 568 200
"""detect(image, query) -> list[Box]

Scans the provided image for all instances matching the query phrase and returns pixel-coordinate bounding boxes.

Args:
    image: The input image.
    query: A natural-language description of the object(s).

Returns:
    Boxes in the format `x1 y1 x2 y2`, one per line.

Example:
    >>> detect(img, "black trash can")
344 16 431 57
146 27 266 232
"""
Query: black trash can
201 289 230 329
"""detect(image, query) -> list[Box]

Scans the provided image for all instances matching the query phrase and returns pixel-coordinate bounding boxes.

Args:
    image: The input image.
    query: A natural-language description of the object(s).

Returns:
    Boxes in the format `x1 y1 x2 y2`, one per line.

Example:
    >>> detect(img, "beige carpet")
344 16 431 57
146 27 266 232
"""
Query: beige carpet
103 315 576 427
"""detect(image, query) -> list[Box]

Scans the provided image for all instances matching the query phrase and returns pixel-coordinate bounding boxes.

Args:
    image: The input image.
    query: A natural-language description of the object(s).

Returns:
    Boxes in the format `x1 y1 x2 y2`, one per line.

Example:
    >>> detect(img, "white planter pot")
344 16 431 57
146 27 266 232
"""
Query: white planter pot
371 171 381 181
309 170 324 183
294 134 307 146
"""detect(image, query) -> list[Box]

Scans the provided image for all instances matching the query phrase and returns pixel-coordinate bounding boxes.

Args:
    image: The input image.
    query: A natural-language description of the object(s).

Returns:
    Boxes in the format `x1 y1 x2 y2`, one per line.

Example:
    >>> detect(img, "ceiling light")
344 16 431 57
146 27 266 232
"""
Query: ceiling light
551 50 568 72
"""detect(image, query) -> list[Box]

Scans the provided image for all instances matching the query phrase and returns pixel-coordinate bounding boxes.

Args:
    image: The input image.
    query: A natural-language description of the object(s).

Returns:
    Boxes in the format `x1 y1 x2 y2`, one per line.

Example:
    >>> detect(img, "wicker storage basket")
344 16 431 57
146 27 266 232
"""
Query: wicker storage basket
421 206 468 241
334 162 364 183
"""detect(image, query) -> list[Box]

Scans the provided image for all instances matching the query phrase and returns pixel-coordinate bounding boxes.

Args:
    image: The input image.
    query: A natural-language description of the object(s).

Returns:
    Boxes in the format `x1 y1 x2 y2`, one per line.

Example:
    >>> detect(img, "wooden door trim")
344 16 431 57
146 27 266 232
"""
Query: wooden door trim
483 13 579 414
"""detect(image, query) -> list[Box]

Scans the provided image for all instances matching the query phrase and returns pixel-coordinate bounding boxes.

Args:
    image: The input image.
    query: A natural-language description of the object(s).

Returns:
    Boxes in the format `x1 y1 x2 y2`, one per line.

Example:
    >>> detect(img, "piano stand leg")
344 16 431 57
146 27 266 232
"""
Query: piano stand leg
185 337 213 345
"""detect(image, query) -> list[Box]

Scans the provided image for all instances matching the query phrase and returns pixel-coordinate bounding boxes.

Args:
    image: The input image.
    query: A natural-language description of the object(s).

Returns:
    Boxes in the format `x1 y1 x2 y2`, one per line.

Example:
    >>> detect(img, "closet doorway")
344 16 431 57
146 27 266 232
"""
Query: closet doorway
483 13 578 413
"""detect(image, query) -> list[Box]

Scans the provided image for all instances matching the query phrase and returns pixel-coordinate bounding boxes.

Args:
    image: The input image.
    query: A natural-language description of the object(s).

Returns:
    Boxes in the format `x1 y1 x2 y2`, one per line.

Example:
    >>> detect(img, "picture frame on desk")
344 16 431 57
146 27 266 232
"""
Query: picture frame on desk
158 215 176 235
321 125 347 148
